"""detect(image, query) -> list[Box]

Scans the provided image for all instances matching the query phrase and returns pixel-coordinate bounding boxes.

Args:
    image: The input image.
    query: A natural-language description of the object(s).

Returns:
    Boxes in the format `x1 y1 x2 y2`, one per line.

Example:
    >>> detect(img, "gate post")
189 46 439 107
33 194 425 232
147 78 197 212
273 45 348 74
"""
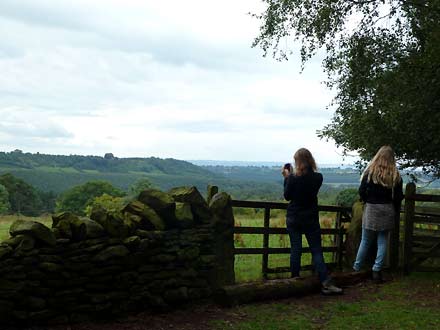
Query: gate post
389 200 402 271
403 182 416 275
209 190 235 287
262 207 270 280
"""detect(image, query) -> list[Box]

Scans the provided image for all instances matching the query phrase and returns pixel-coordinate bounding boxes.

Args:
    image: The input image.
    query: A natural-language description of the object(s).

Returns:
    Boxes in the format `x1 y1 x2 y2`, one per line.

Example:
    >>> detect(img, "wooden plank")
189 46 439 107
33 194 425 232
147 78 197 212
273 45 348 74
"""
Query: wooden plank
412 241 440 267
215 271 370 306
412 266 440 272
403 182 416 274
407 194 440 203
233 227 344 235
413 235 440 242
414 206 440 217
412 250 440 258
413 215 440 225
262 207 270 280
413 228 440 236
234 247 338 255
266 263 338 274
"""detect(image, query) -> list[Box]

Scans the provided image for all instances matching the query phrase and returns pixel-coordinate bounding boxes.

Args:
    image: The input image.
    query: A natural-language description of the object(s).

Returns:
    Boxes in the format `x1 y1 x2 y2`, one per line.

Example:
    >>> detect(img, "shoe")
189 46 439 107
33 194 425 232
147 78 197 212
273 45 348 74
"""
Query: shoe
321 279 343 295
372 271 383 283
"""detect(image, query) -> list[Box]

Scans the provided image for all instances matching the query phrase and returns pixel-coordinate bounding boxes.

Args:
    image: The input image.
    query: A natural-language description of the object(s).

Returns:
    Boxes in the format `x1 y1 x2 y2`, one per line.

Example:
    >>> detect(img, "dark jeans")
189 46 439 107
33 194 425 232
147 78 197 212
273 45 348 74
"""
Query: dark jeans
286 218 328 283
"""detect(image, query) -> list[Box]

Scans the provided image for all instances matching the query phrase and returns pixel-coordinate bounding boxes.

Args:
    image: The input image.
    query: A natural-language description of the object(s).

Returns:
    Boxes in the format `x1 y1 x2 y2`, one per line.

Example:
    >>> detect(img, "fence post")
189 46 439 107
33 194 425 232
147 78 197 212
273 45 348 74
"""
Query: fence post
209 191 235 287
262 207 270 280
403 182 416 275
333 211 343 270
389 199 402 271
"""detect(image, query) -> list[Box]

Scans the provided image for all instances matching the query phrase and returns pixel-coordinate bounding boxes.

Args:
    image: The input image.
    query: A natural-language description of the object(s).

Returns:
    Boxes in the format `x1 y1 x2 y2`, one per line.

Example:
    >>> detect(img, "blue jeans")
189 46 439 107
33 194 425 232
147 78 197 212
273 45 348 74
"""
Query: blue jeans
286 222 328 283
353 228 388 272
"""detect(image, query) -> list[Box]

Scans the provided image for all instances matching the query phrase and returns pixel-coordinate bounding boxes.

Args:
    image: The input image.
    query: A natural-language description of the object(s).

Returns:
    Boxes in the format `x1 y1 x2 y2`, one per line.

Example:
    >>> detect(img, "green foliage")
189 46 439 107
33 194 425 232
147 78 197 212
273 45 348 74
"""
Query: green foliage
253 0 440 177
37 190 57 214
0 184 10 214
128 177 154 196
84 193 126 216
56 180 125 215
335 188 359 208
0 173 42 216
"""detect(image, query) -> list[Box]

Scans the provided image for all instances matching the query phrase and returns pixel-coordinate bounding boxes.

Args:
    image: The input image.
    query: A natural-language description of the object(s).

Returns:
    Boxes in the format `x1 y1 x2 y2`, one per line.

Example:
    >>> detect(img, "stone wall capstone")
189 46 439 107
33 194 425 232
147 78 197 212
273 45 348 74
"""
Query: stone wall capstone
0 186 235 326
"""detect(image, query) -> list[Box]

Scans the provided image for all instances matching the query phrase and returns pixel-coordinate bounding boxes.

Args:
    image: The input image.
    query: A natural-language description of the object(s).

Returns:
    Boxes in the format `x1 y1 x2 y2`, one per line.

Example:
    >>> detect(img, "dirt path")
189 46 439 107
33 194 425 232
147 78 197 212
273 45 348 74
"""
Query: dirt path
22 273 440 330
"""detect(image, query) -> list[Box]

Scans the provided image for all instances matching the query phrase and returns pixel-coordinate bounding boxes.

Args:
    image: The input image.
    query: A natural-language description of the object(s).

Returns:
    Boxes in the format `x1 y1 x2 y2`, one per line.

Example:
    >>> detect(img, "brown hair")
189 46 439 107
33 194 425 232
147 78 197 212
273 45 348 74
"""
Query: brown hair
294 148 317 176
362 145 400 188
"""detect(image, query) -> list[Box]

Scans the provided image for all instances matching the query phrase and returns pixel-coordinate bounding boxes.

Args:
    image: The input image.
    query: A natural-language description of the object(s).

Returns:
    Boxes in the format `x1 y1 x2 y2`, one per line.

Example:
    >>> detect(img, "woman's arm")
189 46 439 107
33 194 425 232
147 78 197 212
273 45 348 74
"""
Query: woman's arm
393 178 404 209
284 175 295 201
358 174 368 202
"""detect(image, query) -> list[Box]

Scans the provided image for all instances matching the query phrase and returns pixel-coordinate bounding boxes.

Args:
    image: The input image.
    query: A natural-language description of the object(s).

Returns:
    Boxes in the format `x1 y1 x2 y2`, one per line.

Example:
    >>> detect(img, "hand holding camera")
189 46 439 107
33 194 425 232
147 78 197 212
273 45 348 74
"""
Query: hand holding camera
282 163 292 178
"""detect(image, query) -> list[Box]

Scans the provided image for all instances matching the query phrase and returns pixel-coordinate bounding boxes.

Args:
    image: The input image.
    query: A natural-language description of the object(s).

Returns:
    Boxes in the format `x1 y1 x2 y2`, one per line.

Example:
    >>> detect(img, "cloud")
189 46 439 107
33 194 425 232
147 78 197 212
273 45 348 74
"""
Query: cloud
0 0 346 164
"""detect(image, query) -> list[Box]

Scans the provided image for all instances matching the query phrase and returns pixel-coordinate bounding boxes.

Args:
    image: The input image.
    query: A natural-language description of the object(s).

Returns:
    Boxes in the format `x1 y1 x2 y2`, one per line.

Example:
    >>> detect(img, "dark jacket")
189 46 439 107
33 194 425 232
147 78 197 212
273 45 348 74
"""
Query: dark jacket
284 171 323 229
358 173 404 209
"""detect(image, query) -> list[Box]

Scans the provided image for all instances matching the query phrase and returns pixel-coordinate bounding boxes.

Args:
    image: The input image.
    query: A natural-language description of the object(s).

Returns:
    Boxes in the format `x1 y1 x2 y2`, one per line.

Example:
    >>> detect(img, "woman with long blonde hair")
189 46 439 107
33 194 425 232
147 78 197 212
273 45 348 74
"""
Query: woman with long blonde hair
353 146 404 281
283 148 342 294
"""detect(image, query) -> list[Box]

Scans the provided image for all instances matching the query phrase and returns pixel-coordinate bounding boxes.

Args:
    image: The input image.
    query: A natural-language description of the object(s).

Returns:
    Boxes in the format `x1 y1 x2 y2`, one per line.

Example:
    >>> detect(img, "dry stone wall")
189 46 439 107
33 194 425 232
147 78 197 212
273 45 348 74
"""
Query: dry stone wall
0 187 235 326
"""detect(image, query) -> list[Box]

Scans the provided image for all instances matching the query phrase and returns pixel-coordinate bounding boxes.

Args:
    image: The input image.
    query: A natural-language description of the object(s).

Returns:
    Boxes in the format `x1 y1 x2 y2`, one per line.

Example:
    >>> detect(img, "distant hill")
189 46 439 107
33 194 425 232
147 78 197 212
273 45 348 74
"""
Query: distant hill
0 150 220 193
201 165 362 185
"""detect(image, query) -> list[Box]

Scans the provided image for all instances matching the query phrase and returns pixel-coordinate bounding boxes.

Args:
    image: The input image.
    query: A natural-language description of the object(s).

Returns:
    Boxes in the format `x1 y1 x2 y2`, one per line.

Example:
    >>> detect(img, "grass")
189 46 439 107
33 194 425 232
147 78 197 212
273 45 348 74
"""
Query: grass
234 212 338 283
211 272 440 330
0 214 52 241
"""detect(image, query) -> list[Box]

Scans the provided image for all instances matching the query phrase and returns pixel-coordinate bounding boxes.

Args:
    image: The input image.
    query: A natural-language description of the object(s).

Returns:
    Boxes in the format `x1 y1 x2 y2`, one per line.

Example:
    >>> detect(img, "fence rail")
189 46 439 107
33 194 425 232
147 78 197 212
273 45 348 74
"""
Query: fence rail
231 199 351 279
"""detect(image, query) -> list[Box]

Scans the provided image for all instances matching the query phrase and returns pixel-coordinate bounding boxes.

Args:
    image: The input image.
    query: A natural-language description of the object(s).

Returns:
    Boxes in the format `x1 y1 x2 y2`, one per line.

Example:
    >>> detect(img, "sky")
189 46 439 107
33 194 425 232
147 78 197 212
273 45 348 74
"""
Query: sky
0 0 352 165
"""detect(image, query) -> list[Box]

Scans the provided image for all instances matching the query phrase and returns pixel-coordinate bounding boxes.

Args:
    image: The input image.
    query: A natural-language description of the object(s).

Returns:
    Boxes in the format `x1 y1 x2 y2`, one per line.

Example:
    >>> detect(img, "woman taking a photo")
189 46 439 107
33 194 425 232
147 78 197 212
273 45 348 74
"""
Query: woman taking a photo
353 146 404 281
283 148 342 295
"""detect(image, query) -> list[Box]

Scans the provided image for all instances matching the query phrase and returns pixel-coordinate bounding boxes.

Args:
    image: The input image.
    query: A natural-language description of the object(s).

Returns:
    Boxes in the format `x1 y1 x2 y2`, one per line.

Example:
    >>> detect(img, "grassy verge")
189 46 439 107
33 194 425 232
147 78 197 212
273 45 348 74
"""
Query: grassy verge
211 272 440 330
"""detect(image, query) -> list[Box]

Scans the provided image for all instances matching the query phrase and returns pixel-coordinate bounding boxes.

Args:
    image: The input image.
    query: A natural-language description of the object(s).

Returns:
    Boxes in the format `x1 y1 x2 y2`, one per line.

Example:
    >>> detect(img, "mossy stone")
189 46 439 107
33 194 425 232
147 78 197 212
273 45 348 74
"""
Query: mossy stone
0 245 13 259
169 186 212 223
16 235 36 251
175 202 194 228
93 245 130 262
10 220 56 246
79 217 106 238
39 262 63 273
137 189 176 223
124 201 166 231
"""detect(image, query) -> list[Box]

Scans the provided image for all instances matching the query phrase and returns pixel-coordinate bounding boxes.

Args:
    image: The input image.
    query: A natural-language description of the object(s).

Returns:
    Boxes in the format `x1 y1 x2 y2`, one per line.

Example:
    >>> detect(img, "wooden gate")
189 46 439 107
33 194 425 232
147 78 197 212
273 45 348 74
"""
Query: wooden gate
231 200 351 280
403 182 440 273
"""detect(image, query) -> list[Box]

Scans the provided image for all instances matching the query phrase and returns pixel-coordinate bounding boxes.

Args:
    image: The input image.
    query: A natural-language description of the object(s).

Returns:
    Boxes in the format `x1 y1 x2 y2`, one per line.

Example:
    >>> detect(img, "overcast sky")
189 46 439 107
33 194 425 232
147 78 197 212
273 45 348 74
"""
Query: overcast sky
0 0 351 165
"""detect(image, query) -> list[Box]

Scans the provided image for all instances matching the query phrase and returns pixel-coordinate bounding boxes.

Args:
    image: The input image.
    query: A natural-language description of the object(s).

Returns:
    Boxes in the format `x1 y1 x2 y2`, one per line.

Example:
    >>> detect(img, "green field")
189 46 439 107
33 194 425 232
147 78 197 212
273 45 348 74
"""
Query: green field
234 212 338 282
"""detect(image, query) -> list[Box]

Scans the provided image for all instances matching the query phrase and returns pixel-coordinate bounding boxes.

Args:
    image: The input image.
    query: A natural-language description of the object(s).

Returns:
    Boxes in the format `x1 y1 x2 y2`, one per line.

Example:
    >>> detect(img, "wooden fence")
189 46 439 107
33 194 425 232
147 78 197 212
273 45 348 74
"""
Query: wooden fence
403 182 440 273
231 200 351 279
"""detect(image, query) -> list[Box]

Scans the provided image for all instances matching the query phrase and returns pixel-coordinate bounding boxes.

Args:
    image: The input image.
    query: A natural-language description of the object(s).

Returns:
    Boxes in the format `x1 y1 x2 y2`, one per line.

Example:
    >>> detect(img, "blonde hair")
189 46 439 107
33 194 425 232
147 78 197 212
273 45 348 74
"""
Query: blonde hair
362 146 400 188
294 148 317 176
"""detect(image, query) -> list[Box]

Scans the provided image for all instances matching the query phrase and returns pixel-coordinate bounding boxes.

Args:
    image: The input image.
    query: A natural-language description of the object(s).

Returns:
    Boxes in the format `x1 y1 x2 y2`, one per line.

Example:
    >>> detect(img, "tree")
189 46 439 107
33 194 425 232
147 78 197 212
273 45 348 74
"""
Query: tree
129 177 154 196
335 188 359 208
0 184 10 214
253 1 440 177
56 181 125 215
84 193 126 216
0 173 43 216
